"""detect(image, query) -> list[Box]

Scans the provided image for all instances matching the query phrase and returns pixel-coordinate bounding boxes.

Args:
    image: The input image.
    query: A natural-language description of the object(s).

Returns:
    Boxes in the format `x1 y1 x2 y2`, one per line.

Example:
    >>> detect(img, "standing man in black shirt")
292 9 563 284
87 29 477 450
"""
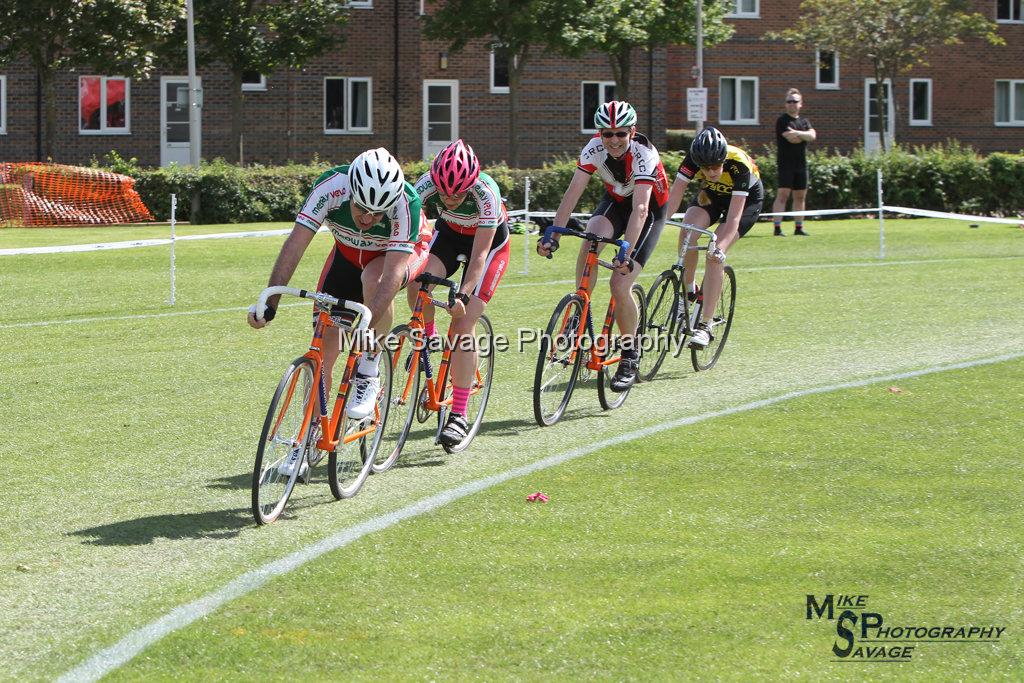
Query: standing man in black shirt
772 88 816 236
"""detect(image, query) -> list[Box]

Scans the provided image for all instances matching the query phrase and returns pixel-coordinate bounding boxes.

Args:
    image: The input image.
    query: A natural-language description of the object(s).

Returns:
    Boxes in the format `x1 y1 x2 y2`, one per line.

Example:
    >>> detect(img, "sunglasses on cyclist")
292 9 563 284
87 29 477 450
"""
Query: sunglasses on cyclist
601 131 630 138
786 99 801 104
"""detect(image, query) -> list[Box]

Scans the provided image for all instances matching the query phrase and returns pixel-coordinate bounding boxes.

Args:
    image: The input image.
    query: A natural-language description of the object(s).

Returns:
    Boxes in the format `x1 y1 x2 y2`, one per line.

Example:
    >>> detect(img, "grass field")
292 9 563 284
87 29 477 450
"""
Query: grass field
2 217 1023 680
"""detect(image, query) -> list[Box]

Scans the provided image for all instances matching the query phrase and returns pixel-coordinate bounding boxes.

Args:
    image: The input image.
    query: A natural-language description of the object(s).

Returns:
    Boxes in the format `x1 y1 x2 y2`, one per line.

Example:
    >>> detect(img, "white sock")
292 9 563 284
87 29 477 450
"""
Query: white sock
357 352 380 377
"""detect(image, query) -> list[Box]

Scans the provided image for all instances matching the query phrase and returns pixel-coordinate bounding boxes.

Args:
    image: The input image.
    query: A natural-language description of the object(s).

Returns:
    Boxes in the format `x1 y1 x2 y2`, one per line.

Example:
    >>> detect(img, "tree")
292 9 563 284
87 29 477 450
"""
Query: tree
768 0 1002 151
0 0 180 160
170 0 349 163
425 0 576 167
561 0 732 103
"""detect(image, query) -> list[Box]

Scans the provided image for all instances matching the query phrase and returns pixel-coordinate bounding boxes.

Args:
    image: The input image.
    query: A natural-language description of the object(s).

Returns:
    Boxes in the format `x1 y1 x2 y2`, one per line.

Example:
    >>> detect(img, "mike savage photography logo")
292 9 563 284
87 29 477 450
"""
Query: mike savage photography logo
806 594 1006 663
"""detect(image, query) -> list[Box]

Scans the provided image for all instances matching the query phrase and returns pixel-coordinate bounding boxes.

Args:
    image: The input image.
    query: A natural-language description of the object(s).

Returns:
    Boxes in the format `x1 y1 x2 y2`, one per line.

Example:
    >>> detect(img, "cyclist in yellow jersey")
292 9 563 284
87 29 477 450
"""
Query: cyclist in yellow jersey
664 127 764 349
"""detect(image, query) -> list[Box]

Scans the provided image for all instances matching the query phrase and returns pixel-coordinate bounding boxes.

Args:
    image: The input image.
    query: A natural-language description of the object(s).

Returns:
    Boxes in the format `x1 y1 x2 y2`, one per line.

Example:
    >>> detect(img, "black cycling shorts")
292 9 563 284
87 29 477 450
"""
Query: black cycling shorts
688 192 764 238
777 161 808 191
591 192 666 268
429 219 511 303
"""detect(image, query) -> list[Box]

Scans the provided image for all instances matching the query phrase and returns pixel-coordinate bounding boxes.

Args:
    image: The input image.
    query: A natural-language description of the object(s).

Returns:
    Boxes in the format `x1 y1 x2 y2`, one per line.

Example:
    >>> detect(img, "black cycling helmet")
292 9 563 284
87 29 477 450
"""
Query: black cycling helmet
690 126 729 167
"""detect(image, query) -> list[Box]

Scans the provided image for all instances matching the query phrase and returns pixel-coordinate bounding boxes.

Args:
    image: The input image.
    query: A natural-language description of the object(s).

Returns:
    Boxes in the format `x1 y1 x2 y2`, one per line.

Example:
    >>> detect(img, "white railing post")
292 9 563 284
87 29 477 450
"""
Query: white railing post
521 175 531 275
877 169 885 259
169 194 177 305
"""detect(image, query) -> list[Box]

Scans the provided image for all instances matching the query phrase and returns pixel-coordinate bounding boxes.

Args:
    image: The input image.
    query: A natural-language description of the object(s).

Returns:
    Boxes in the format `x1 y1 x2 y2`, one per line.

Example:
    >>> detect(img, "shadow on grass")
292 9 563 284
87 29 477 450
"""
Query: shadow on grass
71 507 253 546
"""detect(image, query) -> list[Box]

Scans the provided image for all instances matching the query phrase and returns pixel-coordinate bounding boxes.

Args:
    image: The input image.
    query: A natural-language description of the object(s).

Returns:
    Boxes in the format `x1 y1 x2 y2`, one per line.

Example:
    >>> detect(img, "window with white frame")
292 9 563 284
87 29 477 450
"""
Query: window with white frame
241 72 267 91
324 77 372 133
816 49 839 89
909 79 932 126
997 0 1021 22
79 76 130 134
719 76 758 124
995 80 1024 125
490 46 511 94
581 81 616 132
0 76 6 135
725 0 758 18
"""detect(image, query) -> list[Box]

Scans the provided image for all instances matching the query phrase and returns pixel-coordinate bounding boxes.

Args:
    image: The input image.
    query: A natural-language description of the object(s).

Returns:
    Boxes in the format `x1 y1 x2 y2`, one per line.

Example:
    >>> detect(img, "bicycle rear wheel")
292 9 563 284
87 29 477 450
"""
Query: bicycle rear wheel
639 270 678 382
328 351 392 499
251 357 315 525
443 314 495 453
533 293 585 426
691 265 736 372
373 325 421 474
598 283 646 410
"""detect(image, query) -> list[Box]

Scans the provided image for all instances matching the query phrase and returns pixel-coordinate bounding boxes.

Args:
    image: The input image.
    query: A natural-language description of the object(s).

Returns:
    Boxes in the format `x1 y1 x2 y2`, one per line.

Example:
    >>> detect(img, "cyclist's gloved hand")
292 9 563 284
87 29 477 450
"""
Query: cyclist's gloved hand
248 302 276 328
708 247 727 264
536 238 559 259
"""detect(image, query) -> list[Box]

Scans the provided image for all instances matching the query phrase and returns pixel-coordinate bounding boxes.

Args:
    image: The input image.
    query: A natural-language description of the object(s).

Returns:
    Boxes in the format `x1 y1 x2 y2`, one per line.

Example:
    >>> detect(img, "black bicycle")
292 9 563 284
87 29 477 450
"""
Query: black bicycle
641 222 736 379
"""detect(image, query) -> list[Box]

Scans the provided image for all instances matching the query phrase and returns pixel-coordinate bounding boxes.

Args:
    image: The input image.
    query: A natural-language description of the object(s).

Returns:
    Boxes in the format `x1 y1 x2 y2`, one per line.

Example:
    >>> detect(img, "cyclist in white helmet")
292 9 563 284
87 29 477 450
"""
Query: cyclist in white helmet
537 100 671 393
248 147 432 420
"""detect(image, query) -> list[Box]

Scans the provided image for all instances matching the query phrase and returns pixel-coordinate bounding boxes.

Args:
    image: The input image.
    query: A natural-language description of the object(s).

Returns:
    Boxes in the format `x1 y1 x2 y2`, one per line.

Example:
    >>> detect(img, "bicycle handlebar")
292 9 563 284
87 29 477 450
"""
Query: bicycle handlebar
414 272 460 309
255 286 372 329
666 221 719 244
541 225 631 266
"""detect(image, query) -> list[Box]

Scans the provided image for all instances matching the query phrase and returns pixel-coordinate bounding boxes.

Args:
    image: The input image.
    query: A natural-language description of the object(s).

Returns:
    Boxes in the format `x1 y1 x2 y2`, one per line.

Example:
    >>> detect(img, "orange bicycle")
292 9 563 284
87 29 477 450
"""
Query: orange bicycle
250 286 392 525
373 271 495 472
532 225 647 426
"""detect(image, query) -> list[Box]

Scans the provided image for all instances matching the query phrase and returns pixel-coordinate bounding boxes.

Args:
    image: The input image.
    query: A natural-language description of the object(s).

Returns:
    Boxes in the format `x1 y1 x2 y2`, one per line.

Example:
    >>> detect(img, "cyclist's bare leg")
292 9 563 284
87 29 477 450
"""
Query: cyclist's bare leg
450 295 486 388
405 254 446 329
609 261 641 345
681 206 712 293
575 214 614 296
361 257 396 343
700 223 740 324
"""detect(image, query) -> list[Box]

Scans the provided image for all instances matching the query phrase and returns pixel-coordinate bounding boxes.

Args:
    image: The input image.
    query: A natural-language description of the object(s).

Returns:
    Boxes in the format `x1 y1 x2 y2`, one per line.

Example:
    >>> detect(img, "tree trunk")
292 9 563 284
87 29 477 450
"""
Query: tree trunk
229 70 244 164
507 48 529 167
609 50 632 103
40 67 56 161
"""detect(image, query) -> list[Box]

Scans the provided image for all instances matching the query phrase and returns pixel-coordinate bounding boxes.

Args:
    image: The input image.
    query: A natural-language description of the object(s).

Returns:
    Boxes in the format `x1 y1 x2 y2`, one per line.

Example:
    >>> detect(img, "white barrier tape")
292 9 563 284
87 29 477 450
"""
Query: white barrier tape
761 207 882 217
883 206 1023 225
0 227 327 257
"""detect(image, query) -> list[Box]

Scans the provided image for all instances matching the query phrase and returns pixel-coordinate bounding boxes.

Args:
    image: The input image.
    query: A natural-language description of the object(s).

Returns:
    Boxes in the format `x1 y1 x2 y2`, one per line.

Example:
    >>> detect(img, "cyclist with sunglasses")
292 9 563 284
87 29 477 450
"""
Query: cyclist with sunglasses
247 147 431 420
411 139 510 446
537 100 670 393
663 126 764 349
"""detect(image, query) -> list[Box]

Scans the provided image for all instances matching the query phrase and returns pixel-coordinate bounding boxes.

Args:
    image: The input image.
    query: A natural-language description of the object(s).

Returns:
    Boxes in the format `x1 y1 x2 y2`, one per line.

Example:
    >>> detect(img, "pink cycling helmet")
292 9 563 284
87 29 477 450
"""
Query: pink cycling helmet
430 139 481 196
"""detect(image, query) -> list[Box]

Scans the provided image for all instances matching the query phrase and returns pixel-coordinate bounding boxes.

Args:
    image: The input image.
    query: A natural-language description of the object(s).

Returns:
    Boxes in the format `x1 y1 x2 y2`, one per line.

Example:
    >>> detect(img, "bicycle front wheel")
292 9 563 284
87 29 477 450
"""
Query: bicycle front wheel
691 264 736 372
251 357 315 525
373 325 421 474
328 351 392 499
533 294 585 426
639 270 678 382
598 283 646 410
443 314 495 453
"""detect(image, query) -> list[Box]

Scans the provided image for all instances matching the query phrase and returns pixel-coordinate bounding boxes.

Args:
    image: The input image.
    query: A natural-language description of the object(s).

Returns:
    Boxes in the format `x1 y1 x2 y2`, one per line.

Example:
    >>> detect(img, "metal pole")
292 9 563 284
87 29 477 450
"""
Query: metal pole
695 0 704 133
170 194 177 305
877 168 885 259
186 0 201 167
521 176 531 275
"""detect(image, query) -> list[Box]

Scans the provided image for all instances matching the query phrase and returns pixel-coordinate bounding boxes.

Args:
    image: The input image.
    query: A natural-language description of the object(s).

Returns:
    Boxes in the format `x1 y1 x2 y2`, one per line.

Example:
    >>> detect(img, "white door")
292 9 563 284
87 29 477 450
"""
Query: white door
422 80 459 159
161 76 201 167
864 79 894 153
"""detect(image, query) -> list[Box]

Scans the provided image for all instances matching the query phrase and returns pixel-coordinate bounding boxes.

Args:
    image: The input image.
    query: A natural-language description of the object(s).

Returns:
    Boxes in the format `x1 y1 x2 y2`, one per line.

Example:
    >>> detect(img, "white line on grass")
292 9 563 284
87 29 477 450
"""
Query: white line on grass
58 350 1024 683
5 254 1023 332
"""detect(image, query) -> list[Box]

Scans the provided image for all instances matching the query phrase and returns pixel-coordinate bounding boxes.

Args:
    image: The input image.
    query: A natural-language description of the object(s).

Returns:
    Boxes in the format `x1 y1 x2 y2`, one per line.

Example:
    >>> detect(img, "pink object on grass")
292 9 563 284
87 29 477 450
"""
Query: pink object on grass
526 492 549 503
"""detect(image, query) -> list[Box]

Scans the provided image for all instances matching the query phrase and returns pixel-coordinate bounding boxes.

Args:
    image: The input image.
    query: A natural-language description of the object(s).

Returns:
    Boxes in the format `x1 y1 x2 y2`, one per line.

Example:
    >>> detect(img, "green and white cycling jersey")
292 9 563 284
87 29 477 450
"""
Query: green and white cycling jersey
414 171 506 236
295 164 423 267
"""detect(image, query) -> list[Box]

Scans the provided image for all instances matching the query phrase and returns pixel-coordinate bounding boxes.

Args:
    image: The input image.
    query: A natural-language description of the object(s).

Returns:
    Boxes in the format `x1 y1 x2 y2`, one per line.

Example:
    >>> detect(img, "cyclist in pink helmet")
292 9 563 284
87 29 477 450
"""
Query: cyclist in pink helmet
411 139 510 447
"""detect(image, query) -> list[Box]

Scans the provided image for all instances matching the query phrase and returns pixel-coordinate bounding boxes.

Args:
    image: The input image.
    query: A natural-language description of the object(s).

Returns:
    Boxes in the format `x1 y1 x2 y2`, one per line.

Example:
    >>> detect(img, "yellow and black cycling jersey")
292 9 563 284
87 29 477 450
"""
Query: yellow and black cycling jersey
677 145 764 203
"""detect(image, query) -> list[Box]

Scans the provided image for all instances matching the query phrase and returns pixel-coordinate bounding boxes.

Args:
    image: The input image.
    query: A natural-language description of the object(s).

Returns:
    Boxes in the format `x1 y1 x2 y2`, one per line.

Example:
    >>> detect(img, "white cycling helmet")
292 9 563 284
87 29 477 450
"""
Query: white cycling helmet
348 147 405 212
594 100 637 129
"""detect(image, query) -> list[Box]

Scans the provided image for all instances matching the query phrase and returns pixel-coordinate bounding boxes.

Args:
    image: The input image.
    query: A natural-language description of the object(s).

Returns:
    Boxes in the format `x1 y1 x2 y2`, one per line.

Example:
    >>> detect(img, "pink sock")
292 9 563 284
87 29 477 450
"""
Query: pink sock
452 385 470 416
425 321 437 338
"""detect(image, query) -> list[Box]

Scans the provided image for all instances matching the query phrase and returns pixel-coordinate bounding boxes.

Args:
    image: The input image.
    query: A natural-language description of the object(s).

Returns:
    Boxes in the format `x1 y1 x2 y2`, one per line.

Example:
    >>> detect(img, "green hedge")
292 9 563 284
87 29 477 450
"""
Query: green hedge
99 143 1023 224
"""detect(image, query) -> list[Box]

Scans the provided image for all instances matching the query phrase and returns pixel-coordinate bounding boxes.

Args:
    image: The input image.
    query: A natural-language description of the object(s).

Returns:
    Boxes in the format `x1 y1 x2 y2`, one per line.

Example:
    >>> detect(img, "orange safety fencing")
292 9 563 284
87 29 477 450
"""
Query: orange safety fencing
0 162 154 227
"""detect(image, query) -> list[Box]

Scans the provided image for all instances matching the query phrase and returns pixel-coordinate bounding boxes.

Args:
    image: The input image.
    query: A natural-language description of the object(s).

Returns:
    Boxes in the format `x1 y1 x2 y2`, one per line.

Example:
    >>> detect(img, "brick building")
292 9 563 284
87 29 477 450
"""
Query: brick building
0 2 667 169
667 0 1024 155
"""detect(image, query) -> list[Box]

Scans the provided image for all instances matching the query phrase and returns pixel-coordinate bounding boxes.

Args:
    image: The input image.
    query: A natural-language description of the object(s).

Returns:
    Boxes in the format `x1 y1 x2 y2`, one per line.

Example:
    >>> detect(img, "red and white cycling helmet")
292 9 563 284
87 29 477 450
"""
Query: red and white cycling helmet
594 100 637 129
430 139 481 196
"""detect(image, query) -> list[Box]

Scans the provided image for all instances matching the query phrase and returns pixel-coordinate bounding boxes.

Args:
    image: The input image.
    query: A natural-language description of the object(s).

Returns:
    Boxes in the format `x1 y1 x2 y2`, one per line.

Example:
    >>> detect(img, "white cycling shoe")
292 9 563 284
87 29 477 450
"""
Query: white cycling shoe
278 445 308 479
346 373 380 420
688 323 712 350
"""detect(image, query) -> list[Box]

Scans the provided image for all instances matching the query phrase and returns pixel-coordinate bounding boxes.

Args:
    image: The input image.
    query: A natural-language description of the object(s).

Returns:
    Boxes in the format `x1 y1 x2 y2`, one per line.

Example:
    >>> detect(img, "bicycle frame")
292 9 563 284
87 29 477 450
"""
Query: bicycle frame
668 221 719 333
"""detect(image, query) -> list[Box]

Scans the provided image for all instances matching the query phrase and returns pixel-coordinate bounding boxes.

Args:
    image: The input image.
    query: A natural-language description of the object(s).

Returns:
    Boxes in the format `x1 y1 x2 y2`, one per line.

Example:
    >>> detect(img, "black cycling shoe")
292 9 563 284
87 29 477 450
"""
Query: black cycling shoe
609 356 638 393
439 413 469 447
